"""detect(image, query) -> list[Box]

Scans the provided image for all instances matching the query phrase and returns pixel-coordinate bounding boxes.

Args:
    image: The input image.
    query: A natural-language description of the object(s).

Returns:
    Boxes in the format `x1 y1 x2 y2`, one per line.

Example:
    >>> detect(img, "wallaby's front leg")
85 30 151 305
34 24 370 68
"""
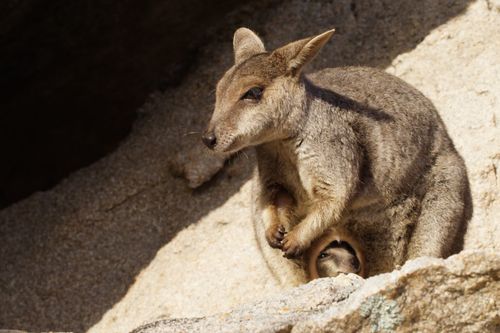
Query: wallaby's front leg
264 188 295 249
282 198 341 258
281 142 360 258
263 206 286 249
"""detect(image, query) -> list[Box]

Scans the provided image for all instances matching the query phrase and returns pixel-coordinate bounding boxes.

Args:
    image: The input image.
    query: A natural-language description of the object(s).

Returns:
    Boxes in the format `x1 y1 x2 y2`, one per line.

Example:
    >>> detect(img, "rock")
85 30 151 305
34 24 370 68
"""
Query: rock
1 0 499 332
297 250 500 333
129 274 363 333
130 251 499 333
170 145 229 189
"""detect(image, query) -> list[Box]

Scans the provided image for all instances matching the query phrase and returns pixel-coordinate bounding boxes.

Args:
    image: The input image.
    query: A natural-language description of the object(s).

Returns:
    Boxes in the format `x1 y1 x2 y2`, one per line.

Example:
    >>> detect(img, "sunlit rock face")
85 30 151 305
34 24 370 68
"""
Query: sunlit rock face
0 1 498 332
131 251 499 333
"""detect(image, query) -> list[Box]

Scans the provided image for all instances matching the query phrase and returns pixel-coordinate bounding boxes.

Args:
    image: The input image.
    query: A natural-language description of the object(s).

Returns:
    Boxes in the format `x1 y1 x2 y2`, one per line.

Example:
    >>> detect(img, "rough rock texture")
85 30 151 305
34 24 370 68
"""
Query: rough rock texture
0 1 499 333
131 251 500 333
132 275 364 333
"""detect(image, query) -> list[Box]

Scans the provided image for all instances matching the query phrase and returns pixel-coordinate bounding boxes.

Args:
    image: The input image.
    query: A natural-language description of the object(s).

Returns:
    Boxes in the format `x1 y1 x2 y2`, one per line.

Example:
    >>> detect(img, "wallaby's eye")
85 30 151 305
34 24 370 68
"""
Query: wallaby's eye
241 87 263 101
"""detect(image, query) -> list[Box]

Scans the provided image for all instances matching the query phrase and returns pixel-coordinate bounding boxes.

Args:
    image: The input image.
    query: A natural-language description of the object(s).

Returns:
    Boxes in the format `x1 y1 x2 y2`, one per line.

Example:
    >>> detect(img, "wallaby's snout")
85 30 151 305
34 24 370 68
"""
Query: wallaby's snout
201 131 217 149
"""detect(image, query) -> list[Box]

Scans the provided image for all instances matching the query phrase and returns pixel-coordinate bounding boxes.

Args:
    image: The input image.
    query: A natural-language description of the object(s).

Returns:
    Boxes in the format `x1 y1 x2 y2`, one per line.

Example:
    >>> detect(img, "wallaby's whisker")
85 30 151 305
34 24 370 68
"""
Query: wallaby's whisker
183 131 201 137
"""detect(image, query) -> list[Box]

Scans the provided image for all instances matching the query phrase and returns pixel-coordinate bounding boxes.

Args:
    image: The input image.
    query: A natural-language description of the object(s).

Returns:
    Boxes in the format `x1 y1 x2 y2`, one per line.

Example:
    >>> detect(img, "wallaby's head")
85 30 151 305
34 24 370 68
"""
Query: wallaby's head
202 28 335 152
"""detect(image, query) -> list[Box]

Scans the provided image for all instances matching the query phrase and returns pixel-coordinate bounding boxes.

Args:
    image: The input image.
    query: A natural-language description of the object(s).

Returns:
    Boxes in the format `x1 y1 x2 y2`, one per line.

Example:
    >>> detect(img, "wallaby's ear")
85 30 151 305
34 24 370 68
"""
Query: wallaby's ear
233 28 265 65
273 29 335 76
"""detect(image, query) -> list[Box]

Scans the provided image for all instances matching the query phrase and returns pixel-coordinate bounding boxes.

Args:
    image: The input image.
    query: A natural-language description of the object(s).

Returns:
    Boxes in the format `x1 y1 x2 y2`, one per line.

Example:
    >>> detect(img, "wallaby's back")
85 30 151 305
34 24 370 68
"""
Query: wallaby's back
308 66 457 200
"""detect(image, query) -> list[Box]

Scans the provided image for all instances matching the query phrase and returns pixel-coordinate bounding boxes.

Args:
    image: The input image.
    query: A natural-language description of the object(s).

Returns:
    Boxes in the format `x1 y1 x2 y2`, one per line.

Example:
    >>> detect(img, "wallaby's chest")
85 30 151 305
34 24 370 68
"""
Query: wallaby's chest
258 139 381 215
258 140 316 214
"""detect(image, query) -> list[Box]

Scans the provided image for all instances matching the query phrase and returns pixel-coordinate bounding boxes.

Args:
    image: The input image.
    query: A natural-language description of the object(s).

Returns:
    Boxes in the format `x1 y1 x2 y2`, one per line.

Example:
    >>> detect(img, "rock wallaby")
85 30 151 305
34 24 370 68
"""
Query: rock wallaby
203 28 471 281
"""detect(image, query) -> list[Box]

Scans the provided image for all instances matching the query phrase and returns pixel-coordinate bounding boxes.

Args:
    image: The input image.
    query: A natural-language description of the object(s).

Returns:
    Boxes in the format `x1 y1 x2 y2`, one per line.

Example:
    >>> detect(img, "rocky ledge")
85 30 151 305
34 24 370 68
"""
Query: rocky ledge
131 250 499 333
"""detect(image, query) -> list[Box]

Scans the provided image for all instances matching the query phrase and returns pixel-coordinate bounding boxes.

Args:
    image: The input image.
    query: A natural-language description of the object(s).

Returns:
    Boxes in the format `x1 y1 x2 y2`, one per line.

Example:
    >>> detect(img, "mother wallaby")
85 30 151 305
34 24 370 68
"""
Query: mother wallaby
203 28 471 280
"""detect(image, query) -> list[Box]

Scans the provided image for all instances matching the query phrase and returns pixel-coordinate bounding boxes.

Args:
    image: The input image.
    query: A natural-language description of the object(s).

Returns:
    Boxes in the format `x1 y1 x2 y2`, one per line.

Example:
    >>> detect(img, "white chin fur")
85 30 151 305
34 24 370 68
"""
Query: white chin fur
217 137 250 154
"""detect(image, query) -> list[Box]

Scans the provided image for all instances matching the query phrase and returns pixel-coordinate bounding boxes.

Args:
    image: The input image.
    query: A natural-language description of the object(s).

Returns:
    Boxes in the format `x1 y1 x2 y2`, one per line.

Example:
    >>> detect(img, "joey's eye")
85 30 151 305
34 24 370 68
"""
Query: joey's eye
319 252 329 259
241 87 263 101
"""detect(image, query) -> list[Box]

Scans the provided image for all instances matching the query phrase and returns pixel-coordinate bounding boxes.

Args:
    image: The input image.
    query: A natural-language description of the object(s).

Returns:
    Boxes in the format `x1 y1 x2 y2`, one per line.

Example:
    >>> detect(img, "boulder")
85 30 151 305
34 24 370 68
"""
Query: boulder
131 251 499 333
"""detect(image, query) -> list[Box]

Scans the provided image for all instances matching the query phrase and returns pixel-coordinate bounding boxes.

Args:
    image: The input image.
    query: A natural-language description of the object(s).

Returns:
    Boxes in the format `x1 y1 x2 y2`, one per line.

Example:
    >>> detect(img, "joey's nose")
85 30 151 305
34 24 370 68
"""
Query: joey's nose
202 132 217 149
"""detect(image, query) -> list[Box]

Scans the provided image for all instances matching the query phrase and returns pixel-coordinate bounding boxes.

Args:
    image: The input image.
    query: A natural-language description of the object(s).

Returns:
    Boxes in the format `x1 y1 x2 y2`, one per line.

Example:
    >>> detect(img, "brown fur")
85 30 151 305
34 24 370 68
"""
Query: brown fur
205 28 472 281
306 227 366 280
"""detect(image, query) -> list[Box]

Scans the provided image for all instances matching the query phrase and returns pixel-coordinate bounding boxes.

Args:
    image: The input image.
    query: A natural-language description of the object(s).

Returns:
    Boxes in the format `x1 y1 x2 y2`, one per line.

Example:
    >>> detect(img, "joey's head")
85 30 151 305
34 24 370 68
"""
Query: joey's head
202 28 335 153
316 240 362 277
306 228 366 280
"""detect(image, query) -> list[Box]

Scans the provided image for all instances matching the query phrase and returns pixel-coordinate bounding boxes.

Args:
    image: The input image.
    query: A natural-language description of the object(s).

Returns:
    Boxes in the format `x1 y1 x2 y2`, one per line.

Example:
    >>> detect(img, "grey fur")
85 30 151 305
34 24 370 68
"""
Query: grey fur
204 28 472 279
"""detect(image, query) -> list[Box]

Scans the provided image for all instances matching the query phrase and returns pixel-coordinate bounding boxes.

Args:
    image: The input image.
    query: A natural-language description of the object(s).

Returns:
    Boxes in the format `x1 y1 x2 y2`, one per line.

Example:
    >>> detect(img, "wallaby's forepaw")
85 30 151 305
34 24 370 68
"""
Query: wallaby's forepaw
281 231 306 258
265 224 286 249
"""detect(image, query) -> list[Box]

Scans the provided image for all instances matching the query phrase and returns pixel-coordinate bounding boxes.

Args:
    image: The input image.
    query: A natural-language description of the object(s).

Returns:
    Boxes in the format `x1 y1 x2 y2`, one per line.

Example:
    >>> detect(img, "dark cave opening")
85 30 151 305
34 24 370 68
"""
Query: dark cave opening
0 0 240 208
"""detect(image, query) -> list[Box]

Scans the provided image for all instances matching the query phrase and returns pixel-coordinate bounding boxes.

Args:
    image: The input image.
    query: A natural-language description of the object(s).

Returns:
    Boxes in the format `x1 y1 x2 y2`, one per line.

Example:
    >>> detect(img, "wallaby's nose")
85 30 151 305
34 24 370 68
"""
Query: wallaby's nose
202 132 217 149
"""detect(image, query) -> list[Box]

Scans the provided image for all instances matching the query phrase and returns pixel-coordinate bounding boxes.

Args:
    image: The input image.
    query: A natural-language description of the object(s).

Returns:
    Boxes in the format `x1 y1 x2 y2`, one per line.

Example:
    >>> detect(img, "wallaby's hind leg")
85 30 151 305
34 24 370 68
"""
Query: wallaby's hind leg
407 152 471 259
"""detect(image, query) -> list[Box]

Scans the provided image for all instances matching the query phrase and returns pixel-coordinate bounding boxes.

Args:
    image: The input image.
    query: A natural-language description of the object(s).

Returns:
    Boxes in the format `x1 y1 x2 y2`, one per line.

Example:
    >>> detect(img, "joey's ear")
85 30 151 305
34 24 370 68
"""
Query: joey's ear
233 28 265 65
273 29 335 76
